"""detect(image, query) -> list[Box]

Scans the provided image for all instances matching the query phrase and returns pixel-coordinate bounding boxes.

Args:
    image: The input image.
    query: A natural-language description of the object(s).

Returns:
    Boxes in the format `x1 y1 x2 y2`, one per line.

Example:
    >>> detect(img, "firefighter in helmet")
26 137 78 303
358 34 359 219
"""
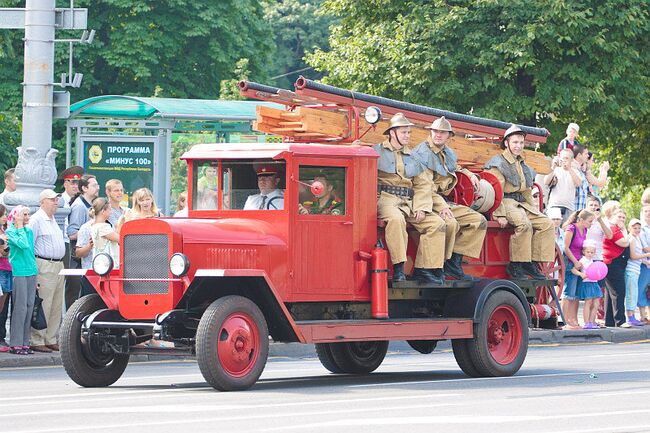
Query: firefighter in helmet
412 116 487 281
374 113 446 284
298 171 344 215
484 124 555 279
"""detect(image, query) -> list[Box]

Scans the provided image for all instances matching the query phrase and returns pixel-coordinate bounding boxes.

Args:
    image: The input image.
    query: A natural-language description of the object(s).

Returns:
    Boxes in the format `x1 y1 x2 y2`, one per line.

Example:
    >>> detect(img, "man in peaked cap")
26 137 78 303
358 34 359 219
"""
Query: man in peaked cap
374 113 446 285
412 116 486 281
243 164 285 210
484 124 554 279
59 165 84 208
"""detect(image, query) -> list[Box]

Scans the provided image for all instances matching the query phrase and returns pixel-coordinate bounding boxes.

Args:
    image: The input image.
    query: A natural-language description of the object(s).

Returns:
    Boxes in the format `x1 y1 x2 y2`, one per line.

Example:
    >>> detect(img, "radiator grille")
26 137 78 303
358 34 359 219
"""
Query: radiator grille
123 234 169 295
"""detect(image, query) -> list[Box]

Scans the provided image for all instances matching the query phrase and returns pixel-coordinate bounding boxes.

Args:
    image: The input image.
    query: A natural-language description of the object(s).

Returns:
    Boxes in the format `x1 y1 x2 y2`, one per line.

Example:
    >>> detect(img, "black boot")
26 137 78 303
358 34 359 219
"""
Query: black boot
444 253 479 281
521 261 546 280
506 262 527 279
412 268 443 285
392 262 406 282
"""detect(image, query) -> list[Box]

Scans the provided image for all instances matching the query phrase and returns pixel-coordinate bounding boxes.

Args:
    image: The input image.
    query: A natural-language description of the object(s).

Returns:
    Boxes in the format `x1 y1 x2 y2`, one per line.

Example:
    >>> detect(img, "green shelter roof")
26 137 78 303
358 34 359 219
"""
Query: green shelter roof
69 95 281 121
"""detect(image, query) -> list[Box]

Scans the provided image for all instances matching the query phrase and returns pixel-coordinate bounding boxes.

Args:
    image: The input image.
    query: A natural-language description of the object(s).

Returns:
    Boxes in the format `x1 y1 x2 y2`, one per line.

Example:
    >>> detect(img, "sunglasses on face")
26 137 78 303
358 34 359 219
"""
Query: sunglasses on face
65 179 79 184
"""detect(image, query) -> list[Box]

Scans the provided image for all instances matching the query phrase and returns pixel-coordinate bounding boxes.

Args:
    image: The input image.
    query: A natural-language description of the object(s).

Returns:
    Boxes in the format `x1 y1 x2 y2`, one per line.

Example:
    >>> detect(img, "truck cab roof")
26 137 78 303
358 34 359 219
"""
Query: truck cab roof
181 142 379 161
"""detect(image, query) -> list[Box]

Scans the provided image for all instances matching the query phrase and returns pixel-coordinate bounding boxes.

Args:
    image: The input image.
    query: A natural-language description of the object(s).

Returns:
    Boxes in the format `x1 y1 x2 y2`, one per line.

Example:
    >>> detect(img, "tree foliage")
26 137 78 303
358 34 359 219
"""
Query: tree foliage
308 0 650 195
263 0 334 88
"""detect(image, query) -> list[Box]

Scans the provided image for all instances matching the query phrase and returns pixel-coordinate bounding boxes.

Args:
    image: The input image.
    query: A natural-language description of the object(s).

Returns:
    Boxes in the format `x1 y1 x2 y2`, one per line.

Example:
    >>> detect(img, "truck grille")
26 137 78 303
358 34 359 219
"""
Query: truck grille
123 234 169 295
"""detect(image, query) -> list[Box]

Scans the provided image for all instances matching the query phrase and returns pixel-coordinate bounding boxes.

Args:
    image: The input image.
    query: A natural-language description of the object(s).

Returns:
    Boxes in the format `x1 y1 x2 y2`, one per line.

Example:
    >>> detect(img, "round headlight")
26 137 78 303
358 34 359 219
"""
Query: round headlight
364 106 382 125
169 253 190 277
92 253 114 276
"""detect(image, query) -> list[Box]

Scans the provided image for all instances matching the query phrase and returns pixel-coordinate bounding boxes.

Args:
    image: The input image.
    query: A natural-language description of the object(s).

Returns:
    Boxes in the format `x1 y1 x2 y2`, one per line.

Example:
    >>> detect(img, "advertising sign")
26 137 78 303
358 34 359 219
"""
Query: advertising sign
83 141 155 203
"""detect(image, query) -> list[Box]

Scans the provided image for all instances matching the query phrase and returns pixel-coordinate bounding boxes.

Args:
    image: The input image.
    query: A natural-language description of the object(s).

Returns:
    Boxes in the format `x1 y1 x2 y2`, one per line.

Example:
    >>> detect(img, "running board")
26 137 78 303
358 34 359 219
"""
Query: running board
296 318 473 343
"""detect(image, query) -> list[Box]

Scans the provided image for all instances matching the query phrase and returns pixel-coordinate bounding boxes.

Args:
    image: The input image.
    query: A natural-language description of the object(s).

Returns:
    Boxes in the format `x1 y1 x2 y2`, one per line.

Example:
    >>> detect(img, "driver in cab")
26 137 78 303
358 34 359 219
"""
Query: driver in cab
243 165 284 210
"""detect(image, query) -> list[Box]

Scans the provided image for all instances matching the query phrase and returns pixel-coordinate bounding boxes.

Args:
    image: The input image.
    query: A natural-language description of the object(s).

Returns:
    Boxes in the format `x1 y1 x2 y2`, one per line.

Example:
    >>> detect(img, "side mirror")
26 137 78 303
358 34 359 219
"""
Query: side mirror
364 106 382 125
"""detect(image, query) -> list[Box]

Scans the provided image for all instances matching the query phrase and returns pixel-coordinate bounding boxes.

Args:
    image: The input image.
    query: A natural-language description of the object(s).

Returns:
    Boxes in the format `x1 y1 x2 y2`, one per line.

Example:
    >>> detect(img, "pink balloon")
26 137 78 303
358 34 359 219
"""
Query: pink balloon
585 261 608 281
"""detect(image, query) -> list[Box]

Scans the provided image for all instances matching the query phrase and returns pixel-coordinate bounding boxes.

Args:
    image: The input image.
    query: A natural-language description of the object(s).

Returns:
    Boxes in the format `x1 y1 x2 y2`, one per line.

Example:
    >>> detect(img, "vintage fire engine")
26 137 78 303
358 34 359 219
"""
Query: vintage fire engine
60 78 565 391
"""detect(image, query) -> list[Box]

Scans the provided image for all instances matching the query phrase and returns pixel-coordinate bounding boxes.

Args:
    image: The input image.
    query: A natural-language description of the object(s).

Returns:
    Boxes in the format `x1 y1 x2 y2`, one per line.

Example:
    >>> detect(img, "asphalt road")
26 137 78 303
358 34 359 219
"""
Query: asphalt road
3 341 650 433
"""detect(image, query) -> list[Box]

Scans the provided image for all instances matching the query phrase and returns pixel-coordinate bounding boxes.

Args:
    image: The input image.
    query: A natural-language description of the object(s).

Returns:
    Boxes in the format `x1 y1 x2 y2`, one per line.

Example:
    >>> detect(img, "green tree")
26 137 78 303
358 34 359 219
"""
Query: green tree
0 0 275 174
308 0 650 195
263 0 334 88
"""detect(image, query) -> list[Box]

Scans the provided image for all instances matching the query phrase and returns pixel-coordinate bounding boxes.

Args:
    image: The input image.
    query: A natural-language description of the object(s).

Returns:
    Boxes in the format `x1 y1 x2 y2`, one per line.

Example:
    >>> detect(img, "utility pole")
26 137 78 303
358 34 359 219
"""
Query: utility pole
0 1 89 222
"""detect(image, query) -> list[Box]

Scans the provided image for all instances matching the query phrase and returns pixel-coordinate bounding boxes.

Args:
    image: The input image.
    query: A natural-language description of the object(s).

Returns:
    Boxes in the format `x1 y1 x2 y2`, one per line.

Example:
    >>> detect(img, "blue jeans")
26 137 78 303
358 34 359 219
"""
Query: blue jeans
563 258 580 300
638 265 650 307
625 270 640 312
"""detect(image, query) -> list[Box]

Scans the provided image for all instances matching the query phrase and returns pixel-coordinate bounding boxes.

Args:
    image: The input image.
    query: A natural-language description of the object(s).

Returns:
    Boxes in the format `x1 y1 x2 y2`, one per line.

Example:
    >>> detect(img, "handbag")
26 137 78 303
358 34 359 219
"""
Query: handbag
31 290 47 330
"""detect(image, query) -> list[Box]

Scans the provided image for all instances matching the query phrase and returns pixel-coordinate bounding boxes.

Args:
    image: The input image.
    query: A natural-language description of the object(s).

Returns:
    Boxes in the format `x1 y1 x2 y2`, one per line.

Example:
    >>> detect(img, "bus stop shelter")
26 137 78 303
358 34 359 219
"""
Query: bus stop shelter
66 96 280 213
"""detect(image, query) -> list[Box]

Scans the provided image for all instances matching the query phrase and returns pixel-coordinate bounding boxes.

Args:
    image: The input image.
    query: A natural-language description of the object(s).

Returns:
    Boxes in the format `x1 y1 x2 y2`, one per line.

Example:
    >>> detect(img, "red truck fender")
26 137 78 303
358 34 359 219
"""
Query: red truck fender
179 269 304 343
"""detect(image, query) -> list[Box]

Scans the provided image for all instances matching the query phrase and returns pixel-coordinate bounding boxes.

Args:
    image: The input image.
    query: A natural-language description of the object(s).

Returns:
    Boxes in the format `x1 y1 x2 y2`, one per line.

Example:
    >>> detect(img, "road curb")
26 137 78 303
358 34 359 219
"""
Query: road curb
2 327 649 369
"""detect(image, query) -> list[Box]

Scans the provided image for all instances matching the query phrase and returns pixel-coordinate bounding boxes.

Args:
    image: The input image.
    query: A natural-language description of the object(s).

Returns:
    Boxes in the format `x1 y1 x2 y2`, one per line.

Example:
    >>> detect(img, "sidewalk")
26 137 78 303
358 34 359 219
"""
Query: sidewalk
2 326 649 369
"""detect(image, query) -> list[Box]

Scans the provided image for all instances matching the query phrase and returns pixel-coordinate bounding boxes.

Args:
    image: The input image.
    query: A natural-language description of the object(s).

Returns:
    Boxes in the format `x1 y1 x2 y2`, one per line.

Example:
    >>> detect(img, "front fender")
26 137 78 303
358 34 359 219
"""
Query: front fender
443 279 531 326
178 269 303 343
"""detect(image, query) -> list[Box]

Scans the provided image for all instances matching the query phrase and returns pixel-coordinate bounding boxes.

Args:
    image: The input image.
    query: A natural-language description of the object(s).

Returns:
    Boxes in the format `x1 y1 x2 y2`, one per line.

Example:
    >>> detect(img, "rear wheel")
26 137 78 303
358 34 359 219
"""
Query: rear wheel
451 339 481 377
328 341 389 374
60 294 130 387
315 343 344 374
467 290 528 377
196 296 269 391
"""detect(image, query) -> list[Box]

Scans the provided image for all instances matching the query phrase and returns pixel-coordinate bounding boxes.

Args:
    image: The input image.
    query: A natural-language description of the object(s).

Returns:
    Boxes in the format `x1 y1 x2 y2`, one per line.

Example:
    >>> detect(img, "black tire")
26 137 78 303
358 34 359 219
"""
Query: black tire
451 339 481 377
407 340 437 354
315 343 344 374
196 296 269 391
467 290 529 377
60 294 130 387
328 341 389 374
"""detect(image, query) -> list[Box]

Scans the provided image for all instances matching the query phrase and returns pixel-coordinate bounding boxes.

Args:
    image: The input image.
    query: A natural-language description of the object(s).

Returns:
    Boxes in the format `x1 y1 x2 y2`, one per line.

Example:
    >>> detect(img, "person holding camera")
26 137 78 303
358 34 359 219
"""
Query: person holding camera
544 149 582 223
5 205 37 355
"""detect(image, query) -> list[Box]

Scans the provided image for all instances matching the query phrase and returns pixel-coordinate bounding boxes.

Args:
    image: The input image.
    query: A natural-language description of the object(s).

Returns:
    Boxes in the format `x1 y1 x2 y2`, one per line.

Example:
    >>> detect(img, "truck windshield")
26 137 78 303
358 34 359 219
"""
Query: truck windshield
192 160 286 210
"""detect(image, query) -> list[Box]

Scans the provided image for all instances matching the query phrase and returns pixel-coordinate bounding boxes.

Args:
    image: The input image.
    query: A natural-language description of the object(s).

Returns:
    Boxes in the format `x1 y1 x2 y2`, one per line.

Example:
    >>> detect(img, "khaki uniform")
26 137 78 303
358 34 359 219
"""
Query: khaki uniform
375 140 446 268
415 139 487 259
486 149 555 262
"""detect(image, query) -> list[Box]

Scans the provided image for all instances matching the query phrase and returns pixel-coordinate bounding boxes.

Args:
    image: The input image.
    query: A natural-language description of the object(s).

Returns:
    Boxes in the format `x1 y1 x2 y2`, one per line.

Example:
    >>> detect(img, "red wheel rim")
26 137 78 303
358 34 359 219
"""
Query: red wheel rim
217 312 260 378
487 305 522 365
535 244 565 306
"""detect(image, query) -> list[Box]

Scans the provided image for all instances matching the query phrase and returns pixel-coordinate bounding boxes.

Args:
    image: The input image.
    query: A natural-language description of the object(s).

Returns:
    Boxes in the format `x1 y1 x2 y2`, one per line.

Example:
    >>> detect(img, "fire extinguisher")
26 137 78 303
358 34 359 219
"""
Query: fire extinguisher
371 240 389 319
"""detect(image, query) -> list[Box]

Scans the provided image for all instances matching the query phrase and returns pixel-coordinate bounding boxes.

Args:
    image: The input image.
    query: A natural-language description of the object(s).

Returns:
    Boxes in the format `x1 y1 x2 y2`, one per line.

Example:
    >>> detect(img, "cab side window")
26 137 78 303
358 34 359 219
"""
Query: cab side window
193 162 218 210
298 166 346 216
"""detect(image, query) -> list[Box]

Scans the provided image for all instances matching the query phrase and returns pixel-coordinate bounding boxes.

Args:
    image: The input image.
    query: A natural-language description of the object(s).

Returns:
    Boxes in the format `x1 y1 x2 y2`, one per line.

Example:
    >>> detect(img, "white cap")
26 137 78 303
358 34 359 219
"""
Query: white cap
629 218 642 227
582 239 598 249
547 207 563 220
39 189 60 202
566 122 580 134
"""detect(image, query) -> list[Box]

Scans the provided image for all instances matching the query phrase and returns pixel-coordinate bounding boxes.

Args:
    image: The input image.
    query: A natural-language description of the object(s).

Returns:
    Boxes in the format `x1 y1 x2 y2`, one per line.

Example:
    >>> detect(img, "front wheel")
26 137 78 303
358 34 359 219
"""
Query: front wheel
196 296 269 391
328 341 389 374
60 294 130 387
466 290 529 377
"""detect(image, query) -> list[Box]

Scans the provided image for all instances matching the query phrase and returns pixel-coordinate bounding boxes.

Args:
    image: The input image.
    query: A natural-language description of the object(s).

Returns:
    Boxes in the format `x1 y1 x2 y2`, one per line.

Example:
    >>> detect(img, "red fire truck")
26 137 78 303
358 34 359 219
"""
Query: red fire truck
60 79 564 391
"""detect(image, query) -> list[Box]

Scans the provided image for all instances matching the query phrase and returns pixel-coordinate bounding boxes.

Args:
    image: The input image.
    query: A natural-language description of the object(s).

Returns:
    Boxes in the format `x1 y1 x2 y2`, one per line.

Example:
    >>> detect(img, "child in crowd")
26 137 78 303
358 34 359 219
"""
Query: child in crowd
5 206 38 355
623 218 650 327
75 207 96 297
562 209 595 329
0 204 11 353
638 204 650 323
574 240 602 329
91 198 120 269
548 207 565 253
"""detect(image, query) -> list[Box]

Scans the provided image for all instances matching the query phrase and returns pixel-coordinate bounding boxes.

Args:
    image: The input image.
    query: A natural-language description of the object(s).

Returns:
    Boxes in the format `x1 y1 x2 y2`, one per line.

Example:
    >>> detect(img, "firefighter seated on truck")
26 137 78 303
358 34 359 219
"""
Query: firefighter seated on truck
298 169 345 215
243 165 285 210
411 116 486 282
374 113 446 285
484 124 555 279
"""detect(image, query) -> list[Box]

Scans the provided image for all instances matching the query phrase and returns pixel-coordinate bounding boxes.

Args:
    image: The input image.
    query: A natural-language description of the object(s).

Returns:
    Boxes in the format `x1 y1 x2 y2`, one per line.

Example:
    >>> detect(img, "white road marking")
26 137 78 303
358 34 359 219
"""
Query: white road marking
349 368 650 388
261 409 650 431
1 393 462 418
7 402 460 432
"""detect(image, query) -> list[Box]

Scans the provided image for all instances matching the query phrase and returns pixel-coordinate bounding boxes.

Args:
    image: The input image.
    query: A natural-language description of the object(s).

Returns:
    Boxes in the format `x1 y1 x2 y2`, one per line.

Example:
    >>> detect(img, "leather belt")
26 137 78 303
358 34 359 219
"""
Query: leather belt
378 184 414 198
503 192 526 203
36 255 63 262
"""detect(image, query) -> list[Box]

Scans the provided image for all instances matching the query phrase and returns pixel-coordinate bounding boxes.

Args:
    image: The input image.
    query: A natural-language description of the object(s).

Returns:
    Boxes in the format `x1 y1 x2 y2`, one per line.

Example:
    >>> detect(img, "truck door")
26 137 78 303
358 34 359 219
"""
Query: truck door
292 164 354 297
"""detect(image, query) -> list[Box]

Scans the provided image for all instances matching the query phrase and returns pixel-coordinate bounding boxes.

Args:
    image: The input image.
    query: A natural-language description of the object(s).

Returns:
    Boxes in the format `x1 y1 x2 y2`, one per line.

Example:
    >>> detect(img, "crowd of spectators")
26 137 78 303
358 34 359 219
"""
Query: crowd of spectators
547 123 650 329
0 165 179 355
